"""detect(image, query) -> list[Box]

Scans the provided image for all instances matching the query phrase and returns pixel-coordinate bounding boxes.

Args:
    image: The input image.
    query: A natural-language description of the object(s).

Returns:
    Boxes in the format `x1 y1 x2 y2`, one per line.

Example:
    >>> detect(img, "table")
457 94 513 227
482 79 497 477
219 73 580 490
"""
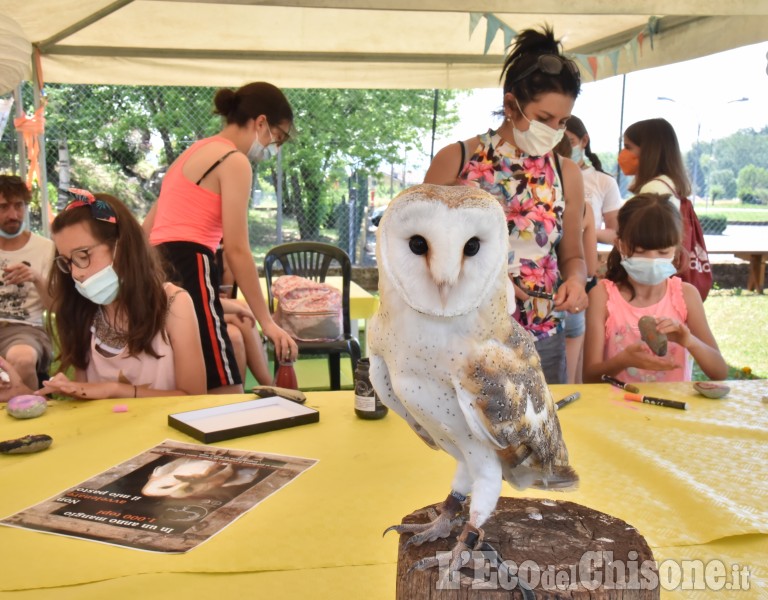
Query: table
598 240 768 293
1 381 766 599
703 235 768 293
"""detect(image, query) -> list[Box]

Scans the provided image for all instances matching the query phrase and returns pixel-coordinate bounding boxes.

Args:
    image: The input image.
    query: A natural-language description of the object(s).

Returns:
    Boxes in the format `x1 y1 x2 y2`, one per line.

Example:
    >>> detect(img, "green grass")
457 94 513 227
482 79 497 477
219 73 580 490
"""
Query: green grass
693 289 768 380
694 200 768 222
248 207 340 264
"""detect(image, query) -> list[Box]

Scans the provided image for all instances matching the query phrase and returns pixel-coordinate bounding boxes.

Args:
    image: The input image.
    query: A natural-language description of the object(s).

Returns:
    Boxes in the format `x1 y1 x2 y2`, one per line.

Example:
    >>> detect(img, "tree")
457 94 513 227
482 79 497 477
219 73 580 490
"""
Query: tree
737 164 768 204
684 142 706 199
34 84 221 213
268 89 462 239
710 169 737 201
16 83 461 234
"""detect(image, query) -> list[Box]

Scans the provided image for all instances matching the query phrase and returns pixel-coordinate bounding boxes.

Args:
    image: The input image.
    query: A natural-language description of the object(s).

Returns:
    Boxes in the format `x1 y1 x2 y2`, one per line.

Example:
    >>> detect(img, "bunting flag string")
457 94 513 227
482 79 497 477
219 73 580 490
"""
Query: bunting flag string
471 14 661 81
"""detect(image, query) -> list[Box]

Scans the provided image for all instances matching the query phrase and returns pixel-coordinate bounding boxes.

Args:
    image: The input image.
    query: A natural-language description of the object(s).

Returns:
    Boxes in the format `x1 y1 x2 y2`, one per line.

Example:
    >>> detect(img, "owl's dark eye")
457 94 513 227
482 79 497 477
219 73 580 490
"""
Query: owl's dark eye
463 237 480 256
409 235 428 255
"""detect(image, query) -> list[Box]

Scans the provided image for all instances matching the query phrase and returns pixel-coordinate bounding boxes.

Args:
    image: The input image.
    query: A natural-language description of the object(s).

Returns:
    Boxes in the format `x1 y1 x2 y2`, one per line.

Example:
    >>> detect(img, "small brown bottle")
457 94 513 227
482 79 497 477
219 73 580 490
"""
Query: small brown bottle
354 358 388 419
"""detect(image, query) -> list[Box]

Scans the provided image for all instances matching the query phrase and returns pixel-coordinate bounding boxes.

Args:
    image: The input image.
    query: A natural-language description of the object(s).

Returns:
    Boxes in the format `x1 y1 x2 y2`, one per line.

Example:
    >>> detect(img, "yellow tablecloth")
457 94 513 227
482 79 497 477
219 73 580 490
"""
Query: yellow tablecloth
0 381 766 598
258 275 379 321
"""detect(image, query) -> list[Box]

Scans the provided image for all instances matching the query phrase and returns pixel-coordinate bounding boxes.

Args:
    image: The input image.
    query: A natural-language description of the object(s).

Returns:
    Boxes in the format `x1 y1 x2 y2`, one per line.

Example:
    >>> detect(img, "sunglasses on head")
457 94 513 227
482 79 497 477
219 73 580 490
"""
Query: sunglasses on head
511 54 581 86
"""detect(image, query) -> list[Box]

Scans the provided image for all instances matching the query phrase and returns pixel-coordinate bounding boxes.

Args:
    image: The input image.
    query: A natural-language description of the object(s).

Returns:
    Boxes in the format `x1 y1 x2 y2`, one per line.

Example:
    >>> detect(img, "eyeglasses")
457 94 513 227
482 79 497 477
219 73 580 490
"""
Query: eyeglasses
510 54 581 86
272 124 292 146
54 243 104 273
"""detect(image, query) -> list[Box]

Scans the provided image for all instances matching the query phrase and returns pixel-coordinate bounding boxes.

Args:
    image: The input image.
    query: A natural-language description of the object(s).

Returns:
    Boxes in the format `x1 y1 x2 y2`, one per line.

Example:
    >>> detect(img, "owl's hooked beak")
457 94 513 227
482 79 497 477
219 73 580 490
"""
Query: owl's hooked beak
428 247 461 309
437 282 452 308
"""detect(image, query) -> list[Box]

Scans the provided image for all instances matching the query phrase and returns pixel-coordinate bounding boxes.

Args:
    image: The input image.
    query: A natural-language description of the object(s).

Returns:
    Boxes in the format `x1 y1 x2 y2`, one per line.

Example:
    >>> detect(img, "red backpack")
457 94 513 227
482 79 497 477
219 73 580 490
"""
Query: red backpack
654 179 713 301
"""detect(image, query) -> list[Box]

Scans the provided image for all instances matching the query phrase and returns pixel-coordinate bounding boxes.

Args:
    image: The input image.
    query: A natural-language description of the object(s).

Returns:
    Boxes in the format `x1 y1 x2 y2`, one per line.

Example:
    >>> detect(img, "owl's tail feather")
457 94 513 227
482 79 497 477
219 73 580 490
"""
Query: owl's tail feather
502 463 579 492
534 465 579 491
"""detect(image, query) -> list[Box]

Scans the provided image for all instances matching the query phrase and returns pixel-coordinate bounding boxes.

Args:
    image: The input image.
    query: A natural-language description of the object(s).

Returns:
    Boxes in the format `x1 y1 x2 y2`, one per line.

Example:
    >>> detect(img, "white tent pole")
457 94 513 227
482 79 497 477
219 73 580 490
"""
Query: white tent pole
32 59 50 237
12 86 27 182
429 89 438 161
276 150 283 244
615 73 626 186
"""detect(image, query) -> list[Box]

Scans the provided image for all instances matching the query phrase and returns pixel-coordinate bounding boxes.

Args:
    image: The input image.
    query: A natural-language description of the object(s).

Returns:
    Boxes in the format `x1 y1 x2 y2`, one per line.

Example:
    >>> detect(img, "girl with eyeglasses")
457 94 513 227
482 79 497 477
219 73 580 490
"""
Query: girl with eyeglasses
143 82 298 394
425 26 588 384
34 191 206 399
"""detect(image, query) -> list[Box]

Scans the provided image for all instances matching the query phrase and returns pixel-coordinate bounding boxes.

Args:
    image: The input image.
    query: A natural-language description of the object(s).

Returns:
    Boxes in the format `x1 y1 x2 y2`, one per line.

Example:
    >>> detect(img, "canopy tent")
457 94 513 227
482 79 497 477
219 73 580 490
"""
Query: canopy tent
3 1 768 89
2 1 767 235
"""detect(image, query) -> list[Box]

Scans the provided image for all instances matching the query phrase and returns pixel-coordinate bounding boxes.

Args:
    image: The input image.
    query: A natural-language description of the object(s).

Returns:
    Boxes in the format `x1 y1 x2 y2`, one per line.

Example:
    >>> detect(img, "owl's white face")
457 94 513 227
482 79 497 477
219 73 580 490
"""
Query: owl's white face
377 185 508 317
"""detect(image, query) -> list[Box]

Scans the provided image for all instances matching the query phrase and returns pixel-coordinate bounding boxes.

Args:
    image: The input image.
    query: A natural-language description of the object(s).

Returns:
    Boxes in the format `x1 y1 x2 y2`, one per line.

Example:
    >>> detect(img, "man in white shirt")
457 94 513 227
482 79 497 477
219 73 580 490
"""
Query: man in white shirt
0 175 55 399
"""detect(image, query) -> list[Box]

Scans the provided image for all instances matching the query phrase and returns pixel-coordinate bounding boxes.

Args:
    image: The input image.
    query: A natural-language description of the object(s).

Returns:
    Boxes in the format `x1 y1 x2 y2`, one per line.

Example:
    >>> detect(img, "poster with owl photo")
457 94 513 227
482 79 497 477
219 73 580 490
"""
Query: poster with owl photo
0 439 317 553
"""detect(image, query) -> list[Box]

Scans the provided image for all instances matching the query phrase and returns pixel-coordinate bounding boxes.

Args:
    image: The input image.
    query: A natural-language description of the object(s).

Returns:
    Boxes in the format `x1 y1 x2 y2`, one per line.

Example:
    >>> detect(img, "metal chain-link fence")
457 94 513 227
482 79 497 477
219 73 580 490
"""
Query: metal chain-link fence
2 82 767 265
1 83 466 266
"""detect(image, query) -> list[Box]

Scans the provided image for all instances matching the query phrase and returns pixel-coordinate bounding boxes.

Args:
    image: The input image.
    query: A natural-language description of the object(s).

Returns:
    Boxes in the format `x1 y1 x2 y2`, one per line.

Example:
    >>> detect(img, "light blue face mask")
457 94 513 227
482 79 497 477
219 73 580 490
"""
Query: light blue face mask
247 127 278 163
620 256 677 286
0 207 29 239
570 145 584 165
74 263 120 305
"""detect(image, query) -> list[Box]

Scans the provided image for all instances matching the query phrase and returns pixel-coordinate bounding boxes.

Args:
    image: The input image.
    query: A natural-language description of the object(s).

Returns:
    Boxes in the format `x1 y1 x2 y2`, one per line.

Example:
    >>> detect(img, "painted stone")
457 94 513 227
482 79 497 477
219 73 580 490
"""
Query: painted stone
6 395 48 419
638 316 668 357
0 434 53 454
693 381 730 399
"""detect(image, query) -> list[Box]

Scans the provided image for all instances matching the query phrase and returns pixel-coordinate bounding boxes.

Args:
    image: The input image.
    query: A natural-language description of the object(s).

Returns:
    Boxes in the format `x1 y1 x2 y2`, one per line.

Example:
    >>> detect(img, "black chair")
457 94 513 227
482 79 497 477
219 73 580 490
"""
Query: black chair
264 242 362 391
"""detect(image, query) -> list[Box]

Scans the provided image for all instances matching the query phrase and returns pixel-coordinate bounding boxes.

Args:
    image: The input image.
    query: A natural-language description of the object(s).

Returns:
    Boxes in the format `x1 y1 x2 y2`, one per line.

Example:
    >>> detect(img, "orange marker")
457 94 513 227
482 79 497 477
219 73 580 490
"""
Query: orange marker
624 392 687 411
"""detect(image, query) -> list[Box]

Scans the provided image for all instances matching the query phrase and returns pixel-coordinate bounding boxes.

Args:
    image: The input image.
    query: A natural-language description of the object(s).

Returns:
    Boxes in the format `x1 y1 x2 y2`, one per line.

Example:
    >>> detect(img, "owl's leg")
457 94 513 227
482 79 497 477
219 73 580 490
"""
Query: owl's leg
411 454 502 582
383 489 466 547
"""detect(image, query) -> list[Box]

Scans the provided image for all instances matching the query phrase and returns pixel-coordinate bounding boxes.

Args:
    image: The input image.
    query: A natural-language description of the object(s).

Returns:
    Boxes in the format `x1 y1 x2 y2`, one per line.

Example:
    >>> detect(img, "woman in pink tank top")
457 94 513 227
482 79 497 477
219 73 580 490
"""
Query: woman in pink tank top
144 82 298 394
583 194 726 384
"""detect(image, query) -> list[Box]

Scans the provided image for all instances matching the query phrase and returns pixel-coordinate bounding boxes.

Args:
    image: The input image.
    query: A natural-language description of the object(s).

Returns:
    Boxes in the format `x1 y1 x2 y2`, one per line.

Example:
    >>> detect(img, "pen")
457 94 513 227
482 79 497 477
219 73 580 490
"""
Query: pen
525 289 555 300
623 392 687 411
513 278 555 301
601 374 640 394
556 392 580 411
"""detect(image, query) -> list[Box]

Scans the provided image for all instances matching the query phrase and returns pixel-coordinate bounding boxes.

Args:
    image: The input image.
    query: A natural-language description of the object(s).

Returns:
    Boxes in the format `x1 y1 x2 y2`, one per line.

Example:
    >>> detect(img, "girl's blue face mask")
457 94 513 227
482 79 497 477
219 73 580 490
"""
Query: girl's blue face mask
620 256 677 286
74 263 120 305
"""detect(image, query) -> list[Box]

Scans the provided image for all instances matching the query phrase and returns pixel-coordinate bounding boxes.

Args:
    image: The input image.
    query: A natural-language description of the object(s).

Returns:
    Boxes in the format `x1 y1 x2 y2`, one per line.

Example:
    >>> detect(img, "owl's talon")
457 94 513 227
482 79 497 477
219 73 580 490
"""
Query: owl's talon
408 555 439 574
385 512 463 547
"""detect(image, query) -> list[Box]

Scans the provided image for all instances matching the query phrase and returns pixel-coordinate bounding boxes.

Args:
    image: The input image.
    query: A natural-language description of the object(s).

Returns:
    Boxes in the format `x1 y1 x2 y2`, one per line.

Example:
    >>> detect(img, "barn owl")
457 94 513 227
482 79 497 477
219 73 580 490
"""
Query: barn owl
368 184 577 575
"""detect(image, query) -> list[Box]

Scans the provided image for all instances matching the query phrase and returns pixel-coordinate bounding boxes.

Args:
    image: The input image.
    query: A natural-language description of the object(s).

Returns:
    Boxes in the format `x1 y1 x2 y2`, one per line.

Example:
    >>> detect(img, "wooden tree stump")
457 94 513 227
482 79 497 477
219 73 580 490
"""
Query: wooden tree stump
396 497 659 599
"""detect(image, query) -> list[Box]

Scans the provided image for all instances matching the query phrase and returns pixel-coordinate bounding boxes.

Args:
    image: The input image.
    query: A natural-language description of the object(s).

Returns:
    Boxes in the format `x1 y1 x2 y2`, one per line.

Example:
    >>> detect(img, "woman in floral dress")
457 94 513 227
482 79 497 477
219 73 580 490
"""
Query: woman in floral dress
425 26 588 383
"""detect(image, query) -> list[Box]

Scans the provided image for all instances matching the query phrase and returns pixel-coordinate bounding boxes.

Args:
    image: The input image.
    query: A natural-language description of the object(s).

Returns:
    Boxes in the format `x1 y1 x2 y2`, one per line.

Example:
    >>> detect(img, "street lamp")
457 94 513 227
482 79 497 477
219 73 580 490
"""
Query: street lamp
708 97 749 206
657 96 749 206
657 96 702 202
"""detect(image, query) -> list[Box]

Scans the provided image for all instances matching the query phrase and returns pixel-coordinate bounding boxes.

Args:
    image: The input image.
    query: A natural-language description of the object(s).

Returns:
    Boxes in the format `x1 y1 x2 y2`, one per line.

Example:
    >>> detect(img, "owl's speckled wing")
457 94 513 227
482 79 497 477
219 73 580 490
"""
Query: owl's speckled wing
455 322 578 491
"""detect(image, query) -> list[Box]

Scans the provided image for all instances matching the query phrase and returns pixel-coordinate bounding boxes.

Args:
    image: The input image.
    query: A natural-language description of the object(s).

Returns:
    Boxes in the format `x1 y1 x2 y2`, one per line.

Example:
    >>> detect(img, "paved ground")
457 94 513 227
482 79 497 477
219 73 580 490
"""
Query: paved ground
705 224 768 263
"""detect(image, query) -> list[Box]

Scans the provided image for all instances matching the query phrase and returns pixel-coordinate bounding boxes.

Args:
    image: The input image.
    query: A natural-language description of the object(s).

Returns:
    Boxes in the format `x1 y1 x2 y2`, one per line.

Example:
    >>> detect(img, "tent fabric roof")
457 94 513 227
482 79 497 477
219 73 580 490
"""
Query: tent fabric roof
4 1 768 89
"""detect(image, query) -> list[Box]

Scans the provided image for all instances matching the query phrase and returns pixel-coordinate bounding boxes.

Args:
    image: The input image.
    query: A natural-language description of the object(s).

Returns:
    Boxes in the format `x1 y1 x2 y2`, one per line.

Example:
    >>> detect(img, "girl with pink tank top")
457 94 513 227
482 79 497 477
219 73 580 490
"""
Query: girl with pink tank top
583 194 727 384
143 82 299 394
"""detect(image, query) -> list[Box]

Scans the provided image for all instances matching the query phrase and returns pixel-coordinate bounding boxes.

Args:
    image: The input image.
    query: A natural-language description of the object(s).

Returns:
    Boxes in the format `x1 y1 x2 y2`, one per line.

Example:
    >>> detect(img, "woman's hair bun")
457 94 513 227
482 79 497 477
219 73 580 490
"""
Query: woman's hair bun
514 26 560 57
213 88 237 117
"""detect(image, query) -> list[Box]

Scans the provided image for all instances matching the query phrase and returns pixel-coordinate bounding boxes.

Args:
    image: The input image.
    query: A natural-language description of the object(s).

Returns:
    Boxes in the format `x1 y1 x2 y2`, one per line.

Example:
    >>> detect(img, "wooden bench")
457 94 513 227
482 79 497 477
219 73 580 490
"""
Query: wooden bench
596 241 768 293
704 236 768 293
